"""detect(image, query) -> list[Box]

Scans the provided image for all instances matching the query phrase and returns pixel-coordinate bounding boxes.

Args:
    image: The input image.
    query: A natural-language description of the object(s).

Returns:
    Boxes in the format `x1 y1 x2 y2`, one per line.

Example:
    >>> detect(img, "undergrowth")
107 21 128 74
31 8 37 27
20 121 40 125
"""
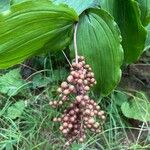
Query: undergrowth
0 53 150 150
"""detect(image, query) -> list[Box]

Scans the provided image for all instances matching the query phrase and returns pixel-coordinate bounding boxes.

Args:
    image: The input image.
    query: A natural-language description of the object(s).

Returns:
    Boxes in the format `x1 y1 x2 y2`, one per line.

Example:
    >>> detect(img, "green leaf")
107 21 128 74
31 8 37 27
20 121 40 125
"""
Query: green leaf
136 0 150 26
71 143 83 150
6 100 25 119
0 69 26 96
113 91 128 106
0 0 10 12
52 0 99 15
101 0 147 63
121 93 150 122
0 1 78 69
145 24 150 50
73 9 123 96
32 74 51 89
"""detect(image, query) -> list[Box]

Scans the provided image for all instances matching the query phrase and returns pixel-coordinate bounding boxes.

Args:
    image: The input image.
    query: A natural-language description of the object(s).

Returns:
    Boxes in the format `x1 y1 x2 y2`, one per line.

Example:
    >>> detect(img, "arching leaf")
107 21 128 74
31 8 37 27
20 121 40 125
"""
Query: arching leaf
0 0 10 12
121 93 150 122
0 1 78 69
101 0 147 63
136 0 150 26
145 24 150 51
73 9 123 96
52 0 99 15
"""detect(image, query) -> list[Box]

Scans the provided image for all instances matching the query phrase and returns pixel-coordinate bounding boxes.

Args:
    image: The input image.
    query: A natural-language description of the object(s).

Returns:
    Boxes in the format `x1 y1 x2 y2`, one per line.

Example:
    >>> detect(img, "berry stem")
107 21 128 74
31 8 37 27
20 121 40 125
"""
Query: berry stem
74 23 79 64
62 50 72 67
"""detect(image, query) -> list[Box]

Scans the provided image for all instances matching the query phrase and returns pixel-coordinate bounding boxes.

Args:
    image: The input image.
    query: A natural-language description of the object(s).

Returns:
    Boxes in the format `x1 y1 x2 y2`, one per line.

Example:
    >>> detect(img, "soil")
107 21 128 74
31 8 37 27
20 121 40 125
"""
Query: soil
120 50 150 98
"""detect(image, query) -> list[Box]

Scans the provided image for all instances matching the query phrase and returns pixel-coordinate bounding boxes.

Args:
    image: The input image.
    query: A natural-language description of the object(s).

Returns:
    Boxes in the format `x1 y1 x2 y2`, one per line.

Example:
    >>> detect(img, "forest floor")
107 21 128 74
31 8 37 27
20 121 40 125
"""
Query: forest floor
0 51 150 150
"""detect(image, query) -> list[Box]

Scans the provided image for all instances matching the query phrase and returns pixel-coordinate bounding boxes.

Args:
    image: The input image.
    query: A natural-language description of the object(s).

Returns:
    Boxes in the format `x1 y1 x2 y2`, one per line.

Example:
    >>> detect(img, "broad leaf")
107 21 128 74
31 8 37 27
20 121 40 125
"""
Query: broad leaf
74 9 123 96
145 24 150 50
121 93 150 122
6 100 25 119
136 0 150 26
0 0 10 12
101 0 147 63
0 1 78 69
52 0 99 15
113 91 128 106
0 69 26 96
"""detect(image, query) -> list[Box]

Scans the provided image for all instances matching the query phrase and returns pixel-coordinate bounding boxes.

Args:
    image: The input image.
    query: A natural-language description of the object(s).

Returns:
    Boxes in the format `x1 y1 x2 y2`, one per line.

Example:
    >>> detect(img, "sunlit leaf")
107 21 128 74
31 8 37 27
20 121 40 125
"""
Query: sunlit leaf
136 0 150 26
0 69 26 96
121 92 150 122
101 0 147 63
0 1 78 69
145 24 150 50
52 0 99 15
0 0 10 12
6 100 25 119
73 8 123 96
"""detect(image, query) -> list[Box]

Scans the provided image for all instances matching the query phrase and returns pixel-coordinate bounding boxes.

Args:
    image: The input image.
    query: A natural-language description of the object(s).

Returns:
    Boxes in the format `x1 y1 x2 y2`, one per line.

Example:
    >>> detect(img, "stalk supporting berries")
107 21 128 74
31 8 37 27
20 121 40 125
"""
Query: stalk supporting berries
49 56 106 145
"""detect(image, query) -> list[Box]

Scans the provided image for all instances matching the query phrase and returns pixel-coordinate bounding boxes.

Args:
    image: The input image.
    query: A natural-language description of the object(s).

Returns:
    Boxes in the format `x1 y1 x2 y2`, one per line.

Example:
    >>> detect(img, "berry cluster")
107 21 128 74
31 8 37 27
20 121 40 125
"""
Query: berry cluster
49 56 105 144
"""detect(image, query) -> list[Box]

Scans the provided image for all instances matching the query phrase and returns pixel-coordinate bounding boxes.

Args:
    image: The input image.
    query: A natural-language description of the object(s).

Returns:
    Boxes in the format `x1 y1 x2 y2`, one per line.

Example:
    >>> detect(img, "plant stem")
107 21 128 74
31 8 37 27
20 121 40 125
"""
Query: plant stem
62 50 72 67
74 23 79 64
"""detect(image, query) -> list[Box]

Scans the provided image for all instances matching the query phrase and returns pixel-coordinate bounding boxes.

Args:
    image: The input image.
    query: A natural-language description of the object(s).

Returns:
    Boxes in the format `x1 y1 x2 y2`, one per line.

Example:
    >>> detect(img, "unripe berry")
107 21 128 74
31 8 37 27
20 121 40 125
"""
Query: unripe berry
91 72 94 77
73 72 79 78
96 129 101 133
59 126 63 131
90 78 95 83
61 82 68 88
90 111 95 117
96 106 100 110
62 96 67 101
62 129 68 134
80 74 84 79
80 56 85 60
88 105 93 109
57 88 62 93
94 110 98 114
63 89 70 95
101 115 106 120
75 108 79 112
84 117 88 121
69 85 75 91
68 124 73 129
67 75 74 82
69 110 75 115
71 71 76 76
76 95 82 102
72 62 77 67
88 118 95 124
85 65 90 69
49 101 53 106
57 118 61 122
84 86 90 91
63 122 68 127
87 124 92 128
79 138 84 142
83 80 88 85
77 79 83 84
53 101 57 105
53 118 57 122
98 111 105 116
85 109 91 115
93 122 99 129
58 101 63 105
88 67 92 71
63 116 68 121
70 117 75 122
81 101 86 106
76 63 82 68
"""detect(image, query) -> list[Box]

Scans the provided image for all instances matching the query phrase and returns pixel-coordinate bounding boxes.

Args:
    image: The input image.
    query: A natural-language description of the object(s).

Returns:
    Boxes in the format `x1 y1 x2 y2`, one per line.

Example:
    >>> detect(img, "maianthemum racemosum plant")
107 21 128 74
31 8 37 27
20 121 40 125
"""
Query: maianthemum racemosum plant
0 0 150 145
